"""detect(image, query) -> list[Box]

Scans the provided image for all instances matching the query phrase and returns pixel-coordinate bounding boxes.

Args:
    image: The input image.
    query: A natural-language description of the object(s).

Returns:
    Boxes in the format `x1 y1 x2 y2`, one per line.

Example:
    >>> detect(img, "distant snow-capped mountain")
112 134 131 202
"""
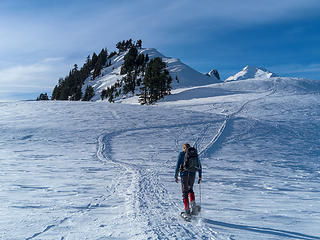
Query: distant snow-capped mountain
206 69 220 80
225 65 277 82
84 48 222 101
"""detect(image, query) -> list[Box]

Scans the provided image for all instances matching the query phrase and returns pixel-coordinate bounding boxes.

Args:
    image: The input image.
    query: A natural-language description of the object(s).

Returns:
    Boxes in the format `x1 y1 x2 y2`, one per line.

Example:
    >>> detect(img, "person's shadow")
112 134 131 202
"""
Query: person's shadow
204 218 320 240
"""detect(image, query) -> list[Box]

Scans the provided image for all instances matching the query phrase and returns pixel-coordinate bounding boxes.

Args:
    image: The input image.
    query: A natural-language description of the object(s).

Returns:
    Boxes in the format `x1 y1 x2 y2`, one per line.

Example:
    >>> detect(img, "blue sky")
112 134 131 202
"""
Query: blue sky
0 0 319 100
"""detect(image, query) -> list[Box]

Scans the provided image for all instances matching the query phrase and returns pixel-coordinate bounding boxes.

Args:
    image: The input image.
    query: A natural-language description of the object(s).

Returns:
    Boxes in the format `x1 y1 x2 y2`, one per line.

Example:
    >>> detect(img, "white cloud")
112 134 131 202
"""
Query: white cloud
270 63 320 75
0 58 70 98
1 0 319 56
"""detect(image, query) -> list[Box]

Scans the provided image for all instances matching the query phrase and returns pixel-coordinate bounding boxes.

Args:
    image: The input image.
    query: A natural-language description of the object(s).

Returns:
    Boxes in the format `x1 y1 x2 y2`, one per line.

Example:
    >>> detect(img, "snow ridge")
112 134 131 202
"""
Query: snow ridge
225 65 277 82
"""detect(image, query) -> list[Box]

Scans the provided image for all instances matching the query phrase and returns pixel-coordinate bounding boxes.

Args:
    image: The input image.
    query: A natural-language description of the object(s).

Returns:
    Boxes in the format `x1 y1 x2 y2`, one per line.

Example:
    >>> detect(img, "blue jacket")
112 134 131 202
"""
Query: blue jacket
175 151 202 178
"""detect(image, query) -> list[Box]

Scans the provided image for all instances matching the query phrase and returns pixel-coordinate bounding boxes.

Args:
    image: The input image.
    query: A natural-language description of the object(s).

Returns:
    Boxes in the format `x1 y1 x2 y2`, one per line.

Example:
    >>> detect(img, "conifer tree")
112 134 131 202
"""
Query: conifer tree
92 61 102 80
73 64 78 72
136 39 142 49
82 86 95 101
139 57 171 104
108 51 117 59
92 53 98 67
86 55 91 65
99 48 107 66
52 84 60 100
101 89 107 100
37 93 49 101
75 86 82 100
121 46 138 75
51 39 162 103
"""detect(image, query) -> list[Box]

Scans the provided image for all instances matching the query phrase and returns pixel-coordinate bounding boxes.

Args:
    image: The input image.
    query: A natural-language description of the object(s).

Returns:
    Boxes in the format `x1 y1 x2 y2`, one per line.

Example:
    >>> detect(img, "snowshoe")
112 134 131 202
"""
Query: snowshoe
180 210 191 222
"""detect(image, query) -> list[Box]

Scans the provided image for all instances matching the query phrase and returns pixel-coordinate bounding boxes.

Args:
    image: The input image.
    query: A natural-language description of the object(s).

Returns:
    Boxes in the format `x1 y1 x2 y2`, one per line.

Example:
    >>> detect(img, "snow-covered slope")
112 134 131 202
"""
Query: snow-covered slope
141 49 221 87
1 75 320 239
225 65 277 82
123 76 319 106
83 48 221 101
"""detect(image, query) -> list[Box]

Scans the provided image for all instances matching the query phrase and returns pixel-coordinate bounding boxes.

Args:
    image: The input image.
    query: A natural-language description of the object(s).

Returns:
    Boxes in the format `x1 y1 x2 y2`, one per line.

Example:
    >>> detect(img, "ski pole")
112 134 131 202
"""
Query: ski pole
199 180 202 217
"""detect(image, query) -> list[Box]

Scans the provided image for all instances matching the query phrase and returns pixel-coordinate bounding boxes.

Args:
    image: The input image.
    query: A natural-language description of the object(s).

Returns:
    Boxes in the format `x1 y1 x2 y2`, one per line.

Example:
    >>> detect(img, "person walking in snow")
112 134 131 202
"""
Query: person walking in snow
175 143 202 216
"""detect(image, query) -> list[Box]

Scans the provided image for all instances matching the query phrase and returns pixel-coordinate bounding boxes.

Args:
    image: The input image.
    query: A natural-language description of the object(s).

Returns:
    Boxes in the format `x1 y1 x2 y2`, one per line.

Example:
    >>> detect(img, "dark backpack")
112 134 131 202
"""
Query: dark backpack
182 147 200 172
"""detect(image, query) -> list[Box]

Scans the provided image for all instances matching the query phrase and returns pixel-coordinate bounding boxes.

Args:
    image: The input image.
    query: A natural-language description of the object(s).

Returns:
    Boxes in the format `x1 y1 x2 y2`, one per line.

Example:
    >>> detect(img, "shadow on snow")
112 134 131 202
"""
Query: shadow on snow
205 218 320 240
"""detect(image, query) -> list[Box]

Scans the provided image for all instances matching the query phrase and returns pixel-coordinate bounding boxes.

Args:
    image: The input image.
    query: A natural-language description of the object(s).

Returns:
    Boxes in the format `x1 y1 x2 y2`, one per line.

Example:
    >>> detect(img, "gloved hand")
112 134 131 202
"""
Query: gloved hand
198 178 202 184
175 177 178 183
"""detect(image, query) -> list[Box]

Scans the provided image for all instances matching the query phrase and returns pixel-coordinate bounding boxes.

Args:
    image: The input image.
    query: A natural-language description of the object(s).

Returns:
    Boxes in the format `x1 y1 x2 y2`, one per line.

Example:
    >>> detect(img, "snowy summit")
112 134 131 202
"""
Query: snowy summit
84 48 221 102
206 69 220 81
225 65 277 82
51 39 224 104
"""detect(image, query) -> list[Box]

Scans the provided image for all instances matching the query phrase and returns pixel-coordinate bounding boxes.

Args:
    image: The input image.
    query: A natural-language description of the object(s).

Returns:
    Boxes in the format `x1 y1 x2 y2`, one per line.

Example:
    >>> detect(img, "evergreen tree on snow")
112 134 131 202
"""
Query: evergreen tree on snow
139 57 171 105
82 86 95 101
37 93 49 101
121 46 138 75
136 39 142 49
52 39 171 104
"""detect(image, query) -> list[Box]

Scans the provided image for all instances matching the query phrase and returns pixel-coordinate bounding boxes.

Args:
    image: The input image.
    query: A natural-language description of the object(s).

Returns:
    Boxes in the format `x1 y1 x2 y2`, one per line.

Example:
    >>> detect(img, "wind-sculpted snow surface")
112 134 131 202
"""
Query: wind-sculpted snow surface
1 77 320 239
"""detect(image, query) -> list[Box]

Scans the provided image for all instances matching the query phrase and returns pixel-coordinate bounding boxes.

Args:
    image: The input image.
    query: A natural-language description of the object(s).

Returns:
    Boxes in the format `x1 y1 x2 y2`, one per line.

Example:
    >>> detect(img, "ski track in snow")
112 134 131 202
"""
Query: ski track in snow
97 125 219 239
25 217 69 240
23 135 127 240
23 121 221 240
197 86 278 158
74 87 279 239
85 88 277 239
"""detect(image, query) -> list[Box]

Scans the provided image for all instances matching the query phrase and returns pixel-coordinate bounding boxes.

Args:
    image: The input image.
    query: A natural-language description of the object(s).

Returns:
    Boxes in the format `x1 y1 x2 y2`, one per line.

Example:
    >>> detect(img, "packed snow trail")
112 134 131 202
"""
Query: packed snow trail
92 87 291 239
196 86 279 157
97 125 220 239
12 104 223 240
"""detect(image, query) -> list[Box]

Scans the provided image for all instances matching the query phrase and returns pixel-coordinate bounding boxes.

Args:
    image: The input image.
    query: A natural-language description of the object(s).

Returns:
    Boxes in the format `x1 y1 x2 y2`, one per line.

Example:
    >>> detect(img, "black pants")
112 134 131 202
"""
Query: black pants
181 174 195 199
